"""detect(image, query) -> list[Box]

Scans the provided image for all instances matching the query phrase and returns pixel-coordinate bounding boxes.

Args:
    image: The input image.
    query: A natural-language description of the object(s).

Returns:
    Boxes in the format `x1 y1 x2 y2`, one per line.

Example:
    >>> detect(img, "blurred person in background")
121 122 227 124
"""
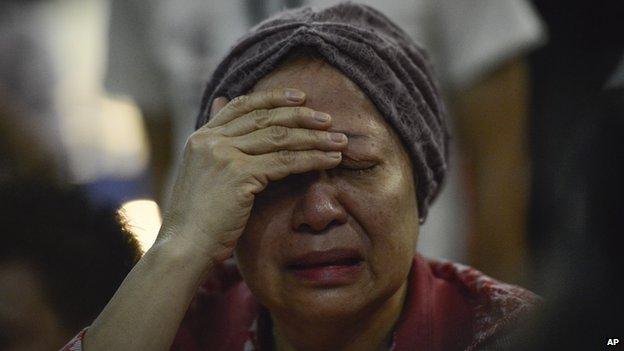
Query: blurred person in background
2 0 153 210
0 182 142 351
105 0 250 201
105 0 545 284
0 88 62 184
1 48 143 349
519 1 624 349
0 0 68 182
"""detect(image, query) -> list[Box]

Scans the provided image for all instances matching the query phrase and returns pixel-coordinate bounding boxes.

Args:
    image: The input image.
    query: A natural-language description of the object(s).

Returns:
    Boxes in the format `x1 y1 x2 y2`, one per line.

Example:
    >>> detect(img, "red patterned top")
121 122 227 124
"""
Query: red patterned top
61 255 540 351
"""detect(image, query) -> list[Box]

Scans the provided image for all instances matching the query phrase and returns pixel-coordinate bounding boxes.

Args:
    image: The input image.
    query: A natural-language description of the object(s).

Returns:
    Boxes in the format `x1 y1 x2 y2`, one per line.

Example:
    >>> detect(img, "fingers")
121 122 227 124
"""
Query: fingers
206 88 306 128
218 106 331 137
249 150 343 191
231 127 348 155
195 88 346 196
210 97 229 118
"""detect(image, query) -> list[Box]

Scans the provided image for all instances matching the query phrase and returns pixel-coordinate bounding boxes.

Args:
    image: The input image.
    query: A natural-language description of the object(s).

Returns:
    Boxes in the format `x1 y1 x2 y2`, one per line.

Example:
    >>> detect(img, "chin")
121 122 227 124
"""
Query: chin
292 291 366 321
280 284 376 321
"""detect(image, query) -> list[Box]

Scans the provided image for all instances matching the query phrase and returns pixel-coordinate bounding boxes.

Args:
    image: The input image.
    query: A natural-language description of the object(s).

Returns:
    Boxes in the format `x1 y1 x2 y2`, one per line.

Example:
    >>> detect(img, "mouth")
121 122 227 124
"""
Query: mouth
285 249 364 285
287 256 362 269
286 248 363 268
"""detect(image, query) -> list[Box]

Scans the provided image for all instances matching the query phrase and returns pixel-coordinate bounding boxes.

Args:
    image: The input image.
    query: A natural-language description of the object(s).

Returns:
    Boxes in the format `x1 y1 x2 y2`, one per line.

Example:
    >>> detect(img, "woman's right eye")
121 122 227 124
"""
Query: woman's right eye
265 174 302 193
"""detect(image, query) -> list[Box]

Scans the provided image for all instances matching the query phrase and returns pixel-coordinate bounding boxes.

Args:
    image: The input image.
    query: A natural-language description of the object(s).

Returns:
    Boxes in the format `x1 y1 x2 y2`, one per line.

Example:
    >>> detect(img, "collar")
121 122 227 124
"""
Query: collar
250 255 473 351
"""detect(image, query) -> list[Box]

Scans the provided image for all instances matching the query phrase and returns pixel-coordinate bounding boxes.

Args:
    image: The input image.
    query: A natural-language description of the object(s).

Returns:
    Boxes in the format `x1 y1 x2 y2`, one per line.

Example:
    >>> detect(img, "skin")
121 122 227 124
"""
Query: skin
237 57 420 351
83 56 419 351
0 261 74 351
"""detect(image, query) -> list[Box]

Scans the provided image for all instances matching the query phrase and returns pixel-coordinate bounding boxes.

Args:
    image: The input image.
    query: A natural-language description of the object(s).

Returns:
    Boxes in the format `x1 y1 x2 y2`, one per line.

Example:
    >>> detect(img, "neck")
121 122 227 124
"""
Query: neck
271 281 408 351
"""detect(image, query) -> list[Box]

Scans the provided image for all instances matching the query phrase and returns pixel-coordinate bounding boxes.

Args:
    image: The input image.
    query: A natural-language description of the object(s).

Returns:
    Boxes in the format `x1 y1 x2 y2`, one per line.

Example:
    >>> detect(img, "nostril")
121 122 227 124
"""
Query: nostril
296 220 343 234
296 223 314 233
290 184 348 232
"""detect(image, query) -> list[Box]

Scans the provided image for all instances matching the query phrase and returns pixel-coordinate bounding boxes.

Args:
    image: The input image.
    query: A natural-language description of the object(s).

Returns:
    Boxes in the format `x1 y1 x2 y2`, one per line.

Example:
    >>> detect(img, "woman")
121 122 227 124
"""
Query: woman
63 3 538 351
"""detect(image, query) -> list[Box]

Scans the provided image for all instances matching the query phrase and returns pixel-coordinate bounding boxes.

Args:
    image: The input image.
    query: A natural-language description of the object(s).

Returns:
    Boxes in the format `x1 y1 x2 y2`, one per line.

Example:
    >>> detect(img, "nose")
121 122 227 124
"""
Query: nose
290 172 348 233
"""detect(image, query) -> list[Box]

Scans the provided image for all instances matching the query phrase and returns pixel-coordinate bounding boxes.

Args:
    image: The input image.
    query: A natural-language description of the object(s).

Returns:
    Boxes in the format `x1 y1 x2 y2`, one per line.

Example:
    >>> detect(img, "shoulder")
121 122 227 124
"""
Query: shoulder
426 258 542 349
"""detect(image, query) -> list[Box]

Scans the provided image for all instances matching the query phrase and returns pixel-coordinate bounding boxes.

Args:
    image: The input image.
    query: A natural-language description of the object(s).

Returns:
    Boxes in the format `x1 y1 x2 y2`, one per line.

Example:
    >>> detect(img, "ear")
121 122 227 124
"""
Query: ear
210 97 229 118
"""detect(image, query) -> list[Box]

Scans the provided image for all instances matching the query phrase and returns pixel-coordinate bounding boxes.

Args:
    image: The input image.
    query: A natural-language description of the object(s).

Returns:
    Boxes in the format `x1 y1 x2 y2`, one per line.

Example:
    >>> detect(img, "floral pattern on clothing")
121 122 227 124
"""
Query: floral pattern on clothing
59 256 540 351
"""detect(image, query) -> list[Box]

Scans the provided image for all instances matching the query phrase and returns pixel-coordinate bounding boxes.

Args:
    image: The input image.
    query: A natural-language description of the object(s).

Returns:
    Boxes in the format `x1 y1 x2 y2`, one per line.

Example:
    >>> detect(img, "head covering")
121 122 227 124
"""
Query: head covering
196 2 449 221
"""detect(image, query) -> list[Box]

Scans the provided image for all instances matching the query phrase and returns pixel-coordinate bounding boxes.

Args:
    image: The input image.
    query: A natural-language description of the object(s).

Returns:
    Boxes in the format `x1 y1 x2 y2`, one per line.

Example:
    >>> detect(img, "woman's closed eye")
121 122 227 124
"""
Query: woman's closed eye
337 159 378 175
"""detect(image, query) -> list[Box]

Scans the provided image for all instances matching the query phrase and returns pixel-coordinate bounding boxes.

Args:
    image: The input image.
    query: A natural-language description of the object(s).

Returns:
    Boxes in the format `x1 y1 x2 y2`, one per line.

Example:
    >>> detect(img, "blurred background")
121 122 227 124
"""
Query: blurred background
0 0 621 350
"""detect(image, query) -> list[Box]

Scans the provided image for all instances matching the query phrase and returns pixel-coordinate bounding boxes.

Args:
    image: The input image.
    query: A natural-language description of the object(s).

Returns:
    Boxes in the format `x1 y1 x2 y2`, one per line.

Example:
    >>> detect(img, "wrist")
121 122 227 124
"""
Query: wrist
147 236 217 280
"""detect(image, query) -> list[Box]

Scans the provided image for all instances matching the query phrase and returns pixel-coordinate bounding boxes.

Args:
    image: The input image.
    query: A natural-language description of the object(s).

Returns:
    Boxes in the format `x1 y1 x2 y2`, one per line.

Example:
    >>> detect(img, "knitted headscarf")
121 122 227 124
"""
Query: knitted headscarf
196 2 450 221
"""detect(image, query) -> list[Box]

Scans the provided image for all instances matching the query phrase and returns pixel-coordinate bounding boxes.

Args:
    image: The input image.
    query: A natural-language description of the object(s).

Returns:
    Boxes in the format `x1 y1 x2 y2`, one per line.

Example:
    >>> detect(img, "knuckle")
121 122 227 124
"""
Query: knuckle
269 88 283 101
185 131 206 152
230 95 249 110
252 109 271 129
210 143 232 162
293 106 310 119
276 150 296 166
267 125 289 145
210 148 241 172
307 128 320 141
201 133 230 158
185 130 229 160
205 133 225 151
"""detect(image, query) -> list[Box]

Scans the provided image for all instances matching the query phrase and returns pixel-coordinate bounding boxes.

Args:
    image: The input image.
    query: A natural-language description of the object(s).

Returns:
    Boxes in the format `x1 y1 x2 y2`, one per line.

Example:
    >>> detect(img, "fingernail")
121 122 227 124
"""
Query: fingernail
285 89 305 102
314 112 330 123
327 151 342 159
329 132 347 143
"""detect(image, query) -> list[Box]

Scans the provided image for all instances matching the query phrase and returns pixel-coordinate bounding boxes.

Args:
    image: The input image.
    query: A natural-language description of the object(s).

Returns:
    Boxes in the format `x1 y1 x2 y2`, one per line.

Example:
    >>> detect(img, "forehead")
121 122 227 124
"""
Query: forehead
251 57 389 143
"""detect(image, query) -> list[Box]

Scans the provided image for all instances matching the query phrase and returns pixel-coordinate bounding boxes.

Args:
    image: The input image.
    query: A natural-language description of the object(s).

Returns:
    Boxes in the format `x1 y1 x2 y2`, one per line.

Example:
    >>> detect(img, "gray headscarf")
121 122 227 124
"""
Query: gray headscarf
196 2 450 221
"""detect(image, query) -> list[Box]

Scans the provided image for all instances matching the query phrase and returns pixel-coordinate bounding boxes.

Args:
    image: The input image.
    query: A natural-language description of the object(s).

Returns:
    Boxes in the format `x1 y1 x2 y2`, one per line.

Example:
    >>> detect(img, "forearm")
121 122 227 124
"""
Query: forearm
78 87 338 350
83 238 213 351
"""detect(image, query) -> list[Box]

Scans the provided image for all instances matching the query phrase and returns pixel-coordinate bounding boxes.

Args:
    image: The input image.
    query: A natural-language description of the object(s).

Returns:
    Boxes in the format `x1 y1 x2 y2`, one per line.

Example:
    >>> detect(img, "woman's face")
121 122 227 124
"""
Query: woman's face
234 56 420 321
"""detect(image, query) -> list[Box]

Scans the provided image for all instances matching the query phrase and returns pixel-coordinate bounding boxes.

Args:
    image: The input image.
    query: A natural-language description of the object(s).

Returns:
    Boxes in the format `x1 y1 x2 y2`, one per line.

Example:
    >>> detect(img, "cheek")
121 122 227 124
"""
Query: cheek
338 165 418 276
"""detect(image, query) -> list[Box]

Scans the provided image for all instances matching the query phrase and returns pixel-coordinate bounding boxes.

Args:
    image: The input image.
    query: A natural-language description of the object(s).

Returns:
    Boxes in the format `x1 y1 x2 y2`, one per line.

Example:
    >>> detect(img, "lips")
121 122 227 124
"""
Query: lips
286 249 363 269
286 249 364 285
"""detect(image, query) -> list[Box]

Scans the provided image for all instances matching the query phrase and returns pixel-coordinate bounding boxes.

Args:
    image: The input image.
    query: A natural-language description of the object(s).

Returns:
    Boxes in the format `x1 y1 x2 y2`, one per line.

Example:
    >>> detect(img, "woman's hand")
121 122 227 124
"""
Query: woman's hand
80 88 347 351
156 88 348 265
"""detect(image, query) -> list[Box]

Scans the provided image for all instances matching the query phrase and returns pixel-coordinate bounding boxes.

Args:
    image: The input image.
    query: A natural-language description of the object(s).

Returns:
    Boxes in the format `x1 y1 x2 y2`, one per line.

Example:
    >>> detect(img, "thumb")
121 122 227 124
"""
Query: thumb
210 97 229 118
